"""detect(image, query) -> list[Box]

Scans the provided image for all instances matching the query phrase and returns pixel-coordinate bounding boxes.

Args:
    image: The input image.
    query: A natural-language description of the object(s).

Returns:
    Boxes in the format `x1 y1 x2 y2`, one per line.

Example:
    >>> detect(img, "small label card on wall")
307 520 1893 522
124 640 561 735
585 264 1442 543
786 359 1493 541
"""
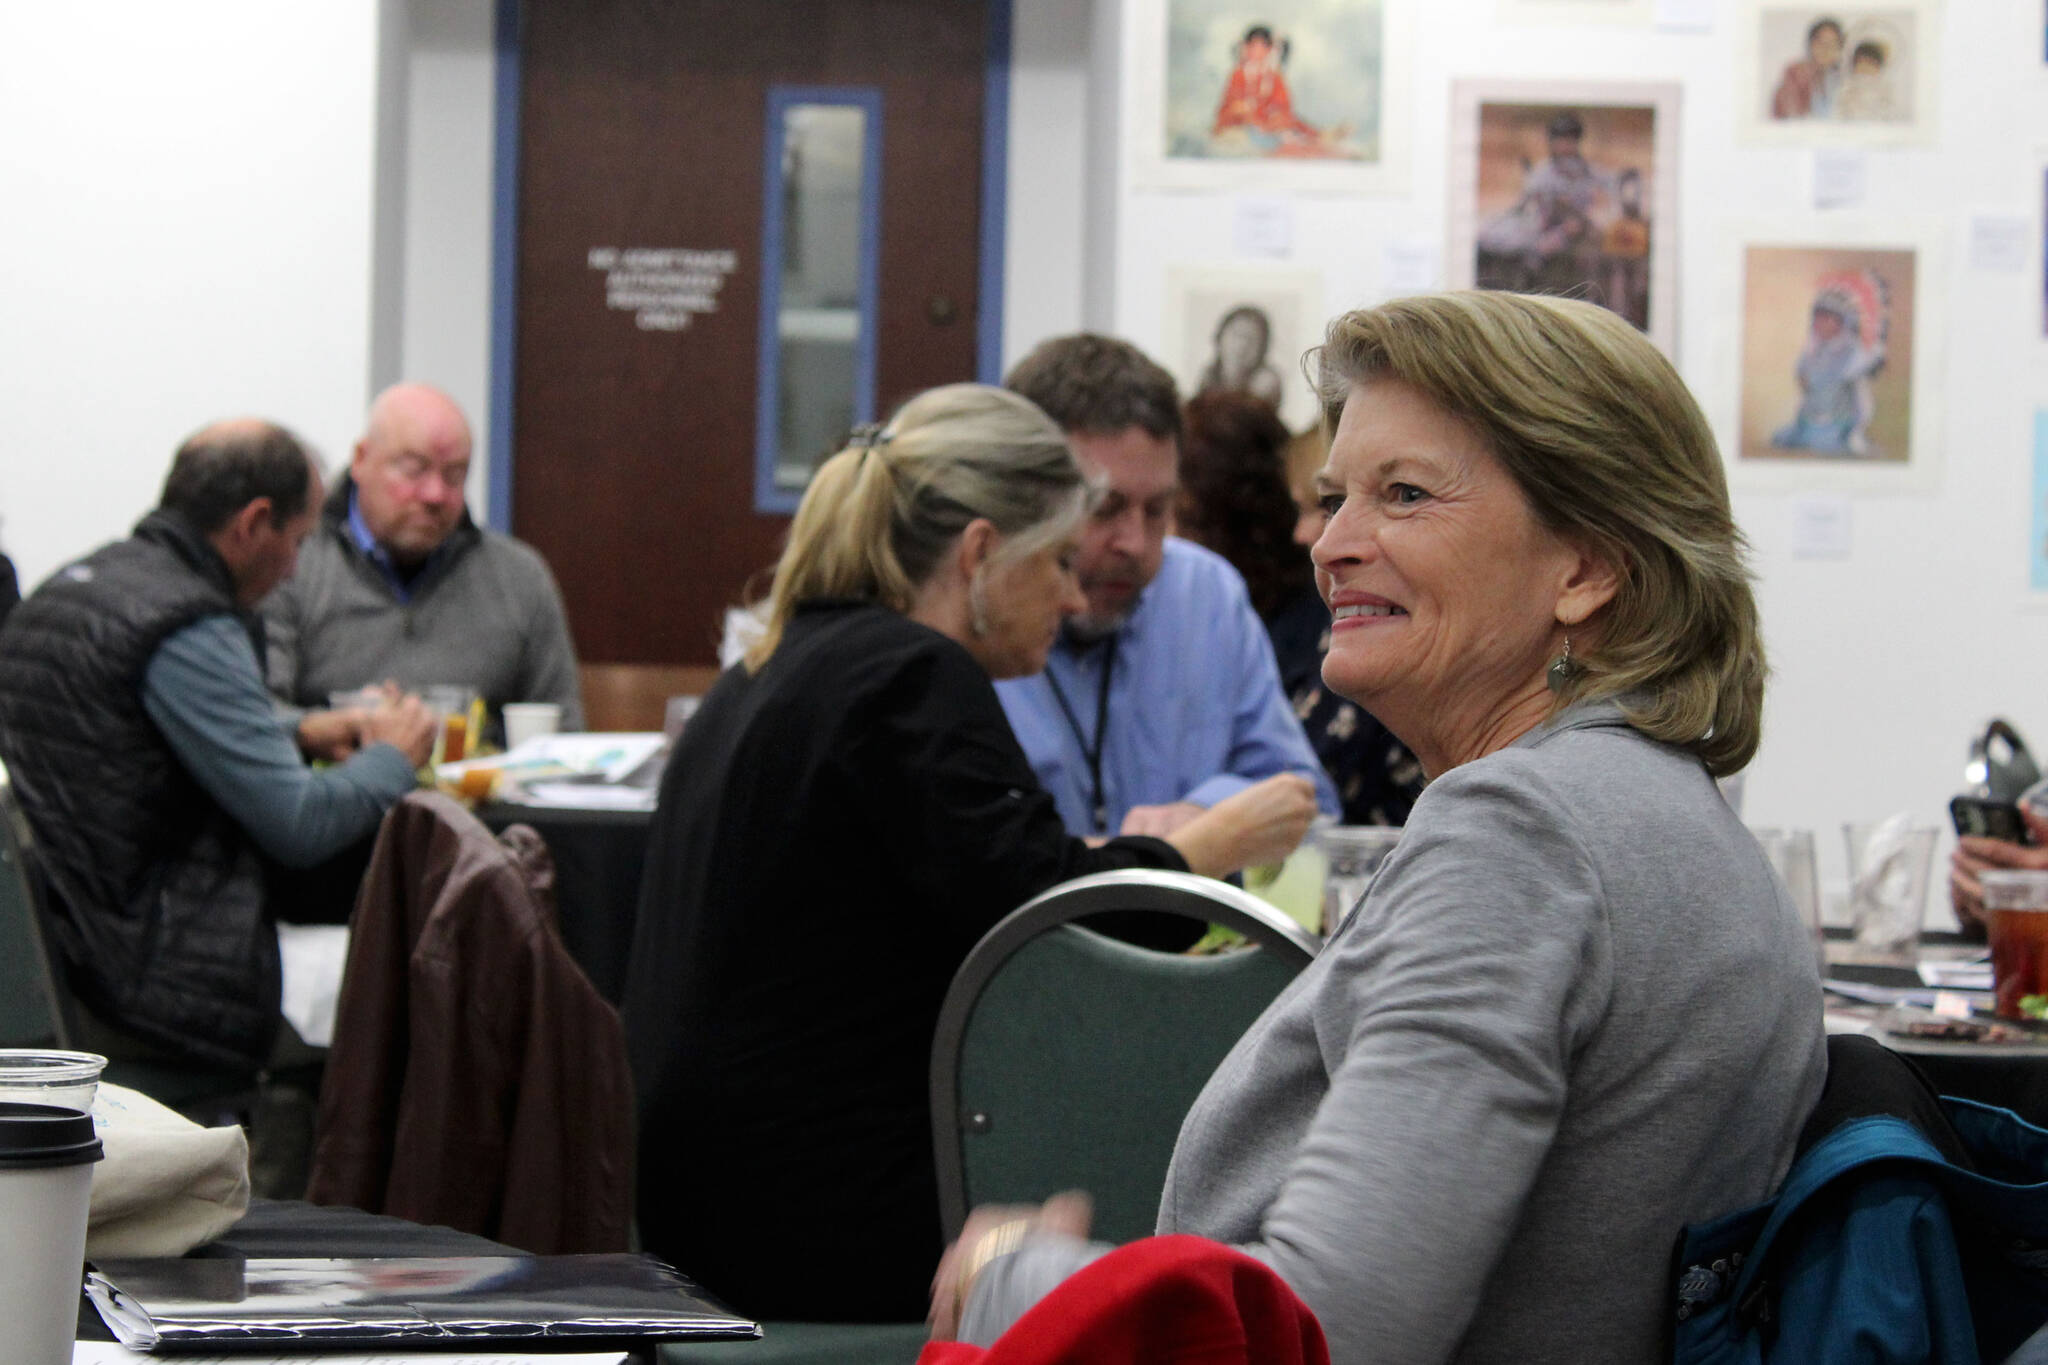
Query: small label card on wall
1968 216 2030 273
1790 495 1854 559
1812 151 1867 210
1232 198 1297 260
1381 242 1440 296
1653 0 1715 31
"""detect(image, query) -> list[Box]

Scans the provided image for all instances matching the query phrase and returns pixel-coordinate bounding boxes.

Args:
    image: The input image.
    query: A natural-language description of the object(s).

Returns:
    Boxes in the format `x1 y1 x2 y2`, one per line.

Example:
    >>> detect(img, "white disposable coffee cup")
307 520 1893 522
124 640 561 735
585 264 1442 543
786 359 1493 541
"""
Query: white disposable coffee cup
0 1101 104 1365
502 702 563 749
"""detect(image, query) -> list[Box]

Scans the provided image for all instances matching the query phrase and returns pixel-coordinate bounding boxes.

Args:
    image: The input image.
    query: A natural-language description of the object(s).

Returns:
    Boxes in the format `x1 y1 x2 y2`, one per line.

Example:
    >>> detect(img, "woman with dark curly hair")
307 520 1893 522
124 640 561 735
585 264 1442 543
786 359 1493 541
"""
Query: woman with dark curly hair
1177 389 1423 825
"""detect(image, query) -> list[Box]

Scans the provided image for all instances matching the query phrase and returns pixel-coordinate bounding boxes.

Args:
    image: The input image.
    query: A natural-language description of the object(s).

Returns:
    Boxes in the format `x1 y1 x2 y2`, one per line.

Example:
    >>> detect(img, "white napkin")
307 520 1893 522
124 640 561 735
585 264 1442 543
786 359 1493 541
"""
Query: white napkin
1850 812 1921 926
86 1082 249 1257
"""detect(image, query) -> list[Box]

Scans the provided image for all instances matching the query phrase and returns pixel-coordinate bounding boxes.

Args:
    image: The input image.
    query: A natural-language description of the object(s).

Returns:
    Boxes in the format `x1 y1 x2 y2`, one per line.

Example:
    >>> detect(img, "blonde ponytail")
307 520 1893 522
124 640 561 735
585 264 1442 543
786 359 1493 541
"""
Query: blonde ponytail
745 384 1083 670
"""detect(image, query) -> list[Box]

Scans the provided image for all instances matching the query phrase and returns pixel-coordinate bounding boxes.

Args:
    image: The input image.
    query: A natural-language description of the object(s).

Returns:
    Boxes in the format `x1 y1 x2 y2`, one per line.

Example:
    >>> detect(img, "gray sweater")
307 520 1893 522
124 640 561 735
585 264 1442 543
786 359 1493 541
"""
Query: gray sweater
967 703 1826 1363
260 485 583 730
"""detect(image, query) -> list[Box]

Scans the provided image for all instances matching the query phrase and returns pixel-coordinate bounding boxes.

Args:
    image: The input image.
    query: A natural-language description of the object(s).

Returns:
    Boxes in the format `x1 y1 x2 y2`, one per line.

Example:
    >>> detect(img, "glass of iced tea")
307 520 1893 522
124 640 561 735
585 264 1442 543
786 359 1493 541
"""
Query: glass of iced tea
1980 870 2048 1020
422 685 480 764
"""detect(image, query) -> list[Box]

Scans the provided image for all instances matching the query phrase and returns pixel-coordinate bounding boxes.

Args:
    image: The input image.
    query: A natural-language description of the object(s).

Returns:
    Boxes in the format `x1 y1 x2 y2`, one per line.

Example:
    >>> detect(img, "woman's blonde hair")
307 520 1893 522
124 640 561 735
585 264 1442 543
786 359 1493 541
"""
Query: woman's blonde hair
1313 291 1765 775
745 383 1085 670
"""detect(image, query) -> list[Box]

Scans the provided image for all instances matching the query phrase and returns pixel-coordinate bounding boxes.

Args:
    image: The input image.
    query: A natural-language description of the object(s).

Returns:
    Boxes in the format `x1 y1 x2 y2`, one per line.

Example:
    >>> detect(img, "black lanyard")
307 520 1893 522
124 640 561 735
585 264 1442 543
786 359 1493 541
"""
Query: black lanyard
1043 634 1119 834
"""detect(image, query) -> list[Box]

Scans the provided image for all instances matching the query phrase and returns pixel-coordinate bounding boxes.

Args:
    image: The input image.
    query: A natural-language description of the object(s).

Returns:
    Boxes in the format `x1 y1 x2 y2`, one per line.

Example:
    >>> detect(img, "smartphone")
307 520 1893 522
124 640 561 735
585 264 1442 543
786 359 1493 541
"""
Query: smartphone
1950 795 2030 843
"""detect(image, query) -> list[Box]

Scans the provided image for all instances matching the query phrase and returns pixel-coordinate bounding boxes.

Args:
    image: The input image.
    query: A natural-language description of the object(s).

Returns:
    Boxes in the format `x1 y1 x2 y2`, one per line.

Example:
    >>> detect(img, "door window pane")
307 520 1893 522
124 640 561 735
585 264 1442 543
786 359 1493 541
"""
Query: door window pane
756 89 882 512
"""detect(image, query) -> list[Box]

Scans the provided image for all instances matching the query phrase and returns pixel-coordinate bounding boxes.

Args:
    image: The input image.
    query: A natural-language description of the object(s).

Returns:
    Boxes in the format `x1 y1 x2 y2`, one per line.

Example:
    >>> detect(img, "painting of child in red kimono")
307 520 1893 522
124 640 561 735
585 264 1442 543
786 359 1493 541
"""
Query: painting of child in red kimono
1201 22 1359 159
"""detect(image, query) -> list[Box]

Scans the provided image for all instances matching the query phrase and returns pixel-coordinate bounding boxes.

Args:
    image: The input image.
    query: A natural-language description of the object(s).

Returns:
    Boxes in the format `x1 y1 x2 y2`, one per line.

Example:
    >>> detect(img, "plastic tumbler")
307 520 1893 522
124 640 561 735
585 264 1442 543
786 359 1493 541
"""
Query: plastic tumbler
1750 828 1823 972
1981 870 2048 1020
1317 825 1403 935
1843 819 1937 959
423 685 481 763
0 1101 104 1365
0 1050 105 1114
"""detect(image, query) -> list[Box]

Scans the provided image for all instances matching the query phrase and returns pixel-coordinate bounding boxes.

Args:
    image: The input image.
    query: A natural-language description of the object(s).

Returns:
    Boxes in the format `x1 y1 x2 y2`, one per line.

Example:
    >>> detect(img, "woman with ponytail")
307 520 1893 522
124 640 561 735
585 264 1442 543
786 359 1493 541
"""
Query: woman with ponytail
624 384 1316 1323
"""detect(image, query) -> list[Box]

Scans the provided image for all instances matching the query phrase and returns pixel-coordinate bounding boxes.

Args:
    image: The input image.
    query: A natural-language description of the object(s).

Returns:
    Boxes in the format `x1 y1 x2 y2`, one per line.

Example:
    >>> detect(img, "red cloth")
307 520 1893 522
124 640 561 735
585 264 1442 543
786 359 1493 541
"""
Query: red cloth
306 791 633 1253
919 1236 1328 1365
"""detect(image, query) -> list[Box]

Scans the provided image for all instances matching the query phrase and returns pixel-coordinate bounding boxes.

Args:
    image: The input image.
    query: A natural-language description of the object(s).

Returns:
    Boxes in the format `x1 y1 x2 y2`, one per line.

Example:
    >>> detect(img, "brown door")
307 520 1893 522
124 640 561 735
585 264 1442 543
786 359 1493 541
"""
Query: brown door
512 0 991 666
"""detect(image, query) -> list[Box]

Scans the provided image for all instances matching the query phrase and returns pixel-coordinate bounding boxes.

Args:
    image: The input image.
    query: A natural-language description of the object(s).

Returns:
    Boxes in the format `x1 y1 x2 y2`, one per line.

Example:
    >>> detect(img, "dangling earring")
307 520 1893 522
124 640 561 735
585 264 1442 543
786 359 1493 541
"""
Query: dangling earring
1546 635 1580 694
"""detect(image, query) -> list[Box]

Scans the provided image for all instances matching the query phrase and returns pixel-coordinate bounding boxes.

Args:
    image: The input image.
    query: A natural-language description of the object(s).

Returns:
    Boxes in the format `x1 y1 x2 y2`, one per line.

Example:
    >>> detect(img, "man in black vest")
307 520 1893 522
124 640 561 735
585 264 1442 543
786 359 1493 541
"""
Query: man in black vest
0 419 435 1072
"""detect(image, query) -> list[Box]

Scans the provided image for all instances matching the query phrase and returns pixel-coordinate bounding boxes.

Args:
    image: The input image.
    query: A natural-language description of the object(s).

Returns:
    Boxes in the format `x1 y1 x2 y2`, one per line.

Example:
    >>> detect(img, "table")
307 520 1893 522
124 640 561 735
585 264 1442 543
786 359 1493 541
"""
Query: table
480 800 653 1005
1824 933 2048 1130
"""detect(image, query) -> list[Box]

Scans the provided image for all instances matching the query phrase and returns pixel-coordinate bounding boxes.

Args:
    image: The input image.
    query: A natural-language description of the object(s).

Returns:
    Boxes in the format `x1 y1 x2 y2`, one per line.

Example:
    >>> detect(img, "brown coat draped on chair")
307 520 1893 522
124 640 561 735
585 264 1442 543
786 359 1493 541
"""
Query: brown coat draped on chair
306 790 632 1253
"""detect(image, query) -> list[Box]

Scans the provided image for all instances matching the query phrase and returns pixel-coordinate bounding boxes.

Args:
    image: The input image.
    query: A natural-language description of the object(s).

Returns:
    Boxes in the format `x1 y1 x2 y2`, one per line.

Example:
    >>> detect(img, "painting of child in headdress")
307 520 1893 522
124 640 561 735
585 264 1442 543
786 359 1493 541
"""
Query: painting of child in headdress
1740 245 1917 463
1162 0 1384 164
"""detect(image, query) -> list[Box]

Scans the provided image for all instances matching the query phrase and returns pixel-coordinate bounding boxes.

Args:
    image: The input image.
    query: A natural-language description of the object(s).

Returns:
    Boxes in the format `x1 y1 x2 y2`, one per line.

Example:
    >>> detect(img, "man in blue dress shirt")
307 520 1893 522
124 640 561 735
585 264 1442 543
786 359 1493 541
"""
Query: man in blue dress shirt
998 334 1337 838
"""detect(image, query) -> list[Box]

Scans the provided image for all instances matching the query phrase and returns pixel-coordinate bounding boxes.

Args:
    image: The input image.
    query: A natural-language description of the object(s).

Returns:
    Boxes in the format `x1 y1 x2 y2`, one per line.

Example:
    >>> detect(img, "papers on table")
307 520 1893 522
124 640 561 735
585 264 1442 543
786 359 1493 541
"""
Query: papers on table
77 1347 629 1364
1919 958 1993 991
437 732 667 807
522 782 658 811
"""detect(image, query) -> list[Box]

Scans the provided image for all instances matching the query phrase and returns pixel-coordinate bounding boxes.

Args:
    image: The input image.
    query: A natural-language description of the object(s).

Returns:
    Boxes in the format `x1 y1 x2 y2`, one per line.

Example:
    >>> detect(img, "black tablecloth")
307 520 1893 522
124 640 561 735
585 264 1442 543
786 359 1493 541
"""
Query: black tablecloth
481 801 653 1005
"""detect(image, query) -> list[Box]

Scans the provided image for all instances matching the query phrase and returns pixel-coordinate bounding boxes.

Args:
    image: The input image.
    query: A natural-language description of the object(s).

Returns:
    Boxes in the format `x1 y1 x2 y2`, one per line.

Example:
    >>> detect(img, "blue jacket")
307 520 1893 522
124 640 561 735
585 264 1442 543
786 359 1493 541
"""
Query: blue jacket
1672 1093 2048 1364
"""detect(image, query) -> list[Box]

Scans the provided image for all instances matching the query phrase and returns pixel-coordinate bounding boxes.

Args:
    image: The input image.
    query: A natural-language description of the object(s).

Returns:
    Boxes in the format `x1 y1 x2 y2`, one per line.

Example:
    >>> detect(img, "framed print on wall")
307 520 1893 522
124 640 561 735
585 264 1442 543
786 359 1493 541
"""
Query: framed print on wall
1720 218 1945 493
1738 1 1943 147
1447 79 1682 356
1160 264 1328 432
1129 0 1412 194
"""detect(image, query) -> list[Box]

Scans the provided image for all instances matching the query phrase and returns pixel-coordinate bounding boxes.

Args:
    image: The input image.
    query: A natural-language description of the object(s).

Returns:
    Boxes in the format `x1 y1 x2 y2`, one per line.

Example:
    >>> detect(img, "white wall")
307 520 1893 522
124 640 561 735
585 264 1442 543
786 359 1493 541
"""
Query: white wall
0 3 387 588
398 0 498 517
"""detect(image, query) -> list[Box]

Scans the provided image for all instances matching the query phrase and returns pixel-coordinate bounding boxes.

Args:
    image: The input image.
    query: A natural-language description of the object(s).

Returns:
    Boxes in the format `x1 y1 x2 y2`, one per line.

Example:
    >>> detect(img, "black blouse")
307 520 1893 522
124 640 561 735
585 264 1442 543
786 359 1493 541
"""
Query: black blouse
623 601 1185 1322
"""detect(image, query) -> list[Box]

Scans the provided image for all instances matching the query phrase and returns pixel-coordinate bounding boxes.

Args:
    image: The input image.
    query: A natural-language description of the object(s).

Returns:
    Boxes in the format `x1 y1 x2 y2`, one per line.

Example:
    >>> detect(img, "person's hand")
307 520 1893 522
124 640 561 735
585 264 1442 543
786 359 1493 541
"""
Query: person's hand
1950 804 2048 933
362 695 438 769
1120 801 1205 839
927 1192 1092 1342
296 708 365 762
1167 773 1318 878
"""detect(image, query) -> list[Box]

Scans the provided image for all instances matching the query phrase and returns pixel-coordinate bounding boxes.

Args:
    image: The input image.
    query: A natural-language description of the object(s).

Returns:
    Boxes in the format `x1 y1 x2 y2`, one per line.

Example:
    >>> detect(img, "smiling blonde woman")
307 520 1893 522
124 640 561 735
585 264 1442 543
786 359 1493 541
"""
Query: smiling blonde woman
938 296 1826 1364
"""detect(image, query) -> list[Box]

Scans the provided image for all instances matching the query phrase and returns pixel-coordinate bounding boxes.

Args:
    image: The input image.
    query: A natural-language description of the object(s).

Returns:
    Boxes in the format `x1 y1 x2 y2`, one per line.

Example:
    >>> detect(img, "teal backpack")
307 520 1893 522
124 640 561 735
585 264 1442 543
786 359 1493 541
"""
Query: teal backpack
1672 1037 2048 1365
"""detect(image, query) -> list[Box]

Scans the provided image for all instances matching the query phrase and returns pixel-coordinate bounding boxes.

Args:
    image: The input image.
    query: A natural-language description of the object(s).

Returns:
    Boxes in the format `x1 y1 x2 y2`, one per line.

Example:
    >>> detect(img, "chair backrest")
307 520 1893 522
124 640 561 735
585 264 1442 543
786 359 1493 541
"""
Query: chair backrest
0 756 75 1048
577 662 720 733
930 869 1319 1244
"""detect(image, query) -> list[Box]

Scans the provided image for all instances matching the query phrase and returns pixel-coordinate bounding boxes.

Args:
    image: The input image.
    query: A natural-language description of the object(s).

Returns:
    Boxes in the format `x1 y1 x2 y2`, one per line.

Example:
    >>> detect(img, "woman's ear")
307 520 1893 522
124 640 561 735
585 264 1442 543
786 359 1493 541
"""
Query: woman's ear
1555 541 1622 629
956 518 999 580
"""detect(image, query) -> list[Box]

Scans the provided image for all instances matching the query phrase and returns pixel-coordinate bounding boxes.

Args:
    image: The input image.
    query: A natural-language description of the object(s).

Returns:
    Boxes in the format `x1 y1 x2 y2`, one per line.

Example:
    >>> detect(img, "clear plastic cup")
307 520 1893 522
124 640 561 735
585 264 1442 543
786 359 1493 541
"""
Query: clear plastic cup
422 685 481 764
1843 820 1936 960
1317 824 1403 934
1981 870 2048 1020
1751 828 1823 971
0 1051 106 1115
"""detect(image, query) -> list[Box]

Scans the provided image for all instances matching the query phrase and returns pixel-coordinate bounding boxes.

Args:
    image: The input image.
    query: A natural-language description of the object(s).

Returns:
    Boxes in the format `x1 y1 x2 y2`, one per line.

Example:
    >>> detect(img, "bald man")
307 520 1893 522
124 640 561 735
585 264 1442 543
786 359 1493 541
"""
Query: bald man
260 383 584 731
0 421 435 1071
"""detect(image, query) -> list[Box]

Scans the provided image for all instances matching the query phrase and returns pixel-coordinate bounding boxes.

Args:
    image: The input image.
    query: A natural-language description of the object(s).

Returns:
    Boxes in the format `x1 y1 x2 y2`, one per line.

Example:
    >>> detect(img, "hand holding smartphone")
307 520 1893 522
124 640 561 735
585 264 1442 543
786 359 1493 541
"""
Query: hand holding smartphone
1951 795 2032 844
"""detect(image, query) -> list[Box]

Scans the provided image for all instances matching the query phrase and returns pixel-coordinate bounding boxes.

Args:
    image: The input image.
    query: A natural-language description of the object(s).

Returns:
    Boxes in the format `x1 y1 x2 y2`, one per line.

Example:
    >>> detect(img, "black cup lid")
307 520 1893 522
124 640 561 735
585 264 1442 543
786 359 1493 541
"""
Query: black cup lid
0 1100 102 1167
